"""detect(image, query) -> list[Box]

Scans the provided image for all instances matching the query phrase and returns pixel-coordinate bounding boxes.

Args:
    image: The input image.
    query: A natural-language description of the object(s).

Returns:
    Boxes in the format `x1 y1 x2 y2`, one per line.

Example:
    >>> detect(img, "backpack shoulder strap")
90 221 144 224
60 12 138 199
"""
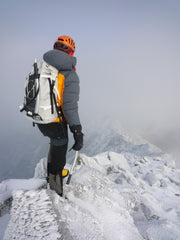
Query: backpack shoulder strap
53 72 67 123
56 72 65 107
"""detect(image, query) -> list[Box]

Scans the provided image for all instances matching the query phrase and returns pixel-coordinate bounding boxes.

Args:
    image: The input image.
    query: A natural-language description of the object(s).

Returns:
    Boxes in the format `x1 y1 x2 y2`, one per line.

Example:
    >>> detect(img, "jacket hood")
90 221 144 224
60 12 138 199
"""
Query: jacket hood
43 49 76 71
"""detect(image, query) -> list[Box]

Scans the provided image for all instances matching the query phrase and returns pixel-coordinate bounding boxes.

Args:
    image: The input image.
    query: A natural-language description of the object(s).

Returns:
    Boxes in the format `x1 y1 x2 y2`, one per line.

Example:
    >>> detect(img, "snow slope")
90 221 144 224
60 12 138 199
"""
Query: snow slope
1 123 180 240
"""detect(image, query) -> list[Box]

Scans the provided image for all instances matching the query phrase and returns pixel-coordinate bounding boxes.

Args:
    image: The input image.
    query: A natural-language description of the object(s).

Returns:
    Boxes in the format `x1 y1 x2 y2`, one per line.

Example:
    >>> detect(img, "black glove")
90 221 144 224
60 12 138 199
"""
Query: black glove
70 125 83 151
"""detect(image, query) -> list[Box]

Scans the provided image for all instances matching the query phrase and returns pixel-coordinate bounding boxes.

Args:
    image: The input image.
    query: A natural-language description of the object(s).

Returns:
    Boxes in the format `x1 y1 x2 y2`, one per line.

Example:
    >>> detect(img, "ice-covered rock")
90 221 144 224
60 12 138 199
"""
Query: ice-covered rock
1 122 180 240
3 190 61 240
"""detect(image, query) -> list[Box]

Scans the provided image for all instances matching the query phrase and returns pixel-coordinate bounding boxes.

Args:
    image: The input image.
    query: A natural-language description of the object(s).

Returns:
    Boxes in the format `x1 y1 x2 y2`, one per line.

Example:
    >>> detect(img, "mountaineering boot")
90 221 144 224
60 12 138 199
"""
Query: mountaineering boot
49 173 63 196
49 173 56 190
47 169 69 182
55 173 63 196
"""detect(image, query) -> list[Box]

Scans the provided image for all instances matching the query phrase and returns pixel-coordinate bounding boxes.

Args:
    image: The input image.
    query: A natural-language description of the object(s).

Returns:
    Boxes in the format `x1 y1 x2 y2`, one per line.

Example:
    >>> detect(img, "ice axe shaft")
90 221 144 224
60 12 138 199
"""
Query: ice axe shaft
66 151 79 185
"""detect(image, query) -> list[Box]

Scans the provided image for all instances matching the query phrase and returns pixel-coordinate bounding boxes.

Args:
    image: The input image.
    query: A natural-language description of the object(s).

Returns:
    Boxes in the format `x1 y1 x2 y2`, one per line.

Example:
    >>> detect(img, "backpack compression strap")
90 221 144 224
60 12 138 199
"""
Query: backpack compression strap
20 62 40 113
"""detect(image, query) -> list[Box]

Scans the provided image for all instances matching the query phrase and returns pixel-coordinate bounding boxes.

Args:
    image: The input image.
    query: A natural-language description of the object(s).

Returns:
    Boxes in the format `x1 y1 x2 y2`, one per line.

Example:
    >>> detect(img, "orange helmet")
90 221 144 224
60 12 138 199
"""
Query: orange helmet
54 35 75 54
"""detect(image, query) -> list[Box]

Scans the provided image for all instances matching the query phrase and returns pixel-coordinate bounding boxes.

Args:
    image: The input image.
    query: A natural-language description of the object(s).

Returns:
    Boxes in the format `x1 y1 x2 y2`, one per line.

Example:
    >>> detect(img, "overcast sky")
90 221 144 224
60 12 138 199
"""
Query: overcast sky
0 0 180 169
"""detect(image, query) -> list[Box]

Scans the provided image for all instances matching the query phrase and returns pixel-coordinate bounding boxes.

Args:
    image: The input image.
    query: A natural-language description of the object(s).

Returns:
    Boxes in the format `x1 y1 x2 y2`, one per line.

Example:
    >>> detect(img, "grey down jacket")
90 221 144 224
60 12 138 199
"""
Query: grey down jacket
43 49 81 127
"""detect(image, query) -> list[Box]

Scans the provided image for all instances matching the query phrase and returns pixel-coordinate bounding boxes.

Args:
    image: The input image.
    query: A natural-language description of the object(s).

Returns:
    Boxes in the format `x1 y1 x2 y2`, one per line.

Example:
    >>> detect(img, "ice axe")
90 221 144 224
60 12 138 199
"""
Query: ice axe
66 151 79 185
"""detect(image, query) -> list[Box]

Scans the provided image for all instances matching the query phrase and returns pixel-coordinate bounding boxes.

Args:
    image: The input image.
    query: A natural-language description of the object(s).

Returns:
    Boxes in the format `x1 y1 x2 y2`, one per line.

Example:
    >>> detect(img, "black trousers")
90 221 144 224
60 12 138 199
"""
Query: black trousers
47 143 68 175
37 122 68 175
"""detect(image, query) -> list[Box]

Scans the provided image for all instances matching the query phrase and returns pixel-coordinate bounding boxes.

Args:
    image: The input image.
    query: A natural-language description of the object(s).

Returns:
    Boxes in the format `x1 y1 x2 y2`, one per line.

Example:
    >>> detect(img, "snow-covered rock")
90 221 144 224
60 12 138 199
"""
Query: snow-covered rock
3 190 61 240
1 122 180 239
0 178 46 204
2 149 180 240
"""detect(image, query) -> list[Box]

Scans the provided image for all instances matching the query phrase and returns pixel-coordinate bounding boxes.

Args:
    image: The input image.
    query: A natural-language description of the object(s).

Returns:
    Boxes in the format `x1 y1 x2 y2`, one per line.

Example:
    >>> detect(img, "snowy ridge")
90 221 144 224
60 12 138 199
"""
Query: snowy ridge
0 178 46 204
3 148 180 240
3 190 61 240
82 120 164 158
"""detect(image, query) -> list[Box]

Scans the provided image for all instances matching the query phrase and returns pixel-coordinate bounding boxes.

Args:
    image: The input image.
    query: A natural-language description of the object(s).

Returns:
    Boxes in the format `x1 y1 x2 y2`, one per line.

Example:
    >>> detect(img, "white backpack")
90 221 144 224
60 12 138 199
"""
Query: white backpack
20 59 63 124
